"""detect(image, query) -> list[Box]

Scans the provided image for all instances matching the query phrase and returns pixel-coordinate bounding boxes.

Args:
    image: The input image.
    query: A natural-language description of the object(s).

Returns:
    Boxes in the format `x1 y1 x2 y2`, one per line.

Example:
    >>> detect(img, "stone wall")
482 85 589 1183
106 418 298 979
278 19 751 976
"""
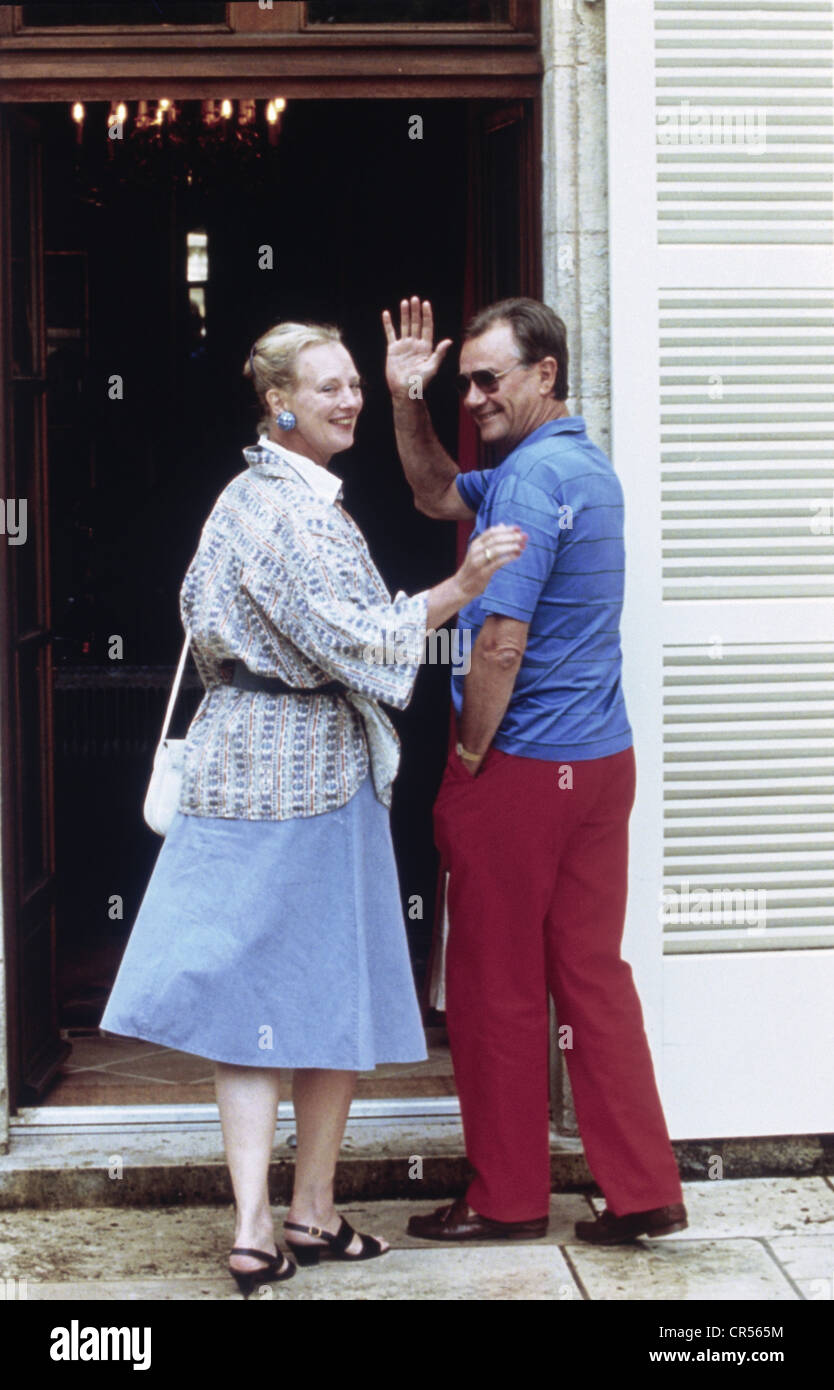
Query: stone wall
541 0 609 452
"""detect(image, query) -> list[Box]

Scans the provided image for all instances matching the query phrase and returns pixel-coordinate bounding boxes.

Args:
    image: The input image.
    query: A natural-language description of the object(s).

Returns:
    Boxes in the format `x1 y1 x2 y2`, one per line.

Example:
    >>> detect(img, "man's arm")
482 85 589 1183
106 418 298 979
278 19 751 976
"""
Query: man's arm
383 296 475 522
391 397 474 521
457 615 529 772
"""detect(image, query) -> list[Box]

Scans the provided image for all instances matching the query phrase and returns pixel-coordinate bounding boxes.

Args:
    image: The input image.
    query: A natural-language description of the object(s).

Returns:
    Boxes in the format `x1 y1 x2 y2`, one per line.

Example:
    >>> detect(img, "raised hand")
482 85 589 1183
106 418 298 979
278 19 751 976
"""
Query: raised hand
382 296 453 401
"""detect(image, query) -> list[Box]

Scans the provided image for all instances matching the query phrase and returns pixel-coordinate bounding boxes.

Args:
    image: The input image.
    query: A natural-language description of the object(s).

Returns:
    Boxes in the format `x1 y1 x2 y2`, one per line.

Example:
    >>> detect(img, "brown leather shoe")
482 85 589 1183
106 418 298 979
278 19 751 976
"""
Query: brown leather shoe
574 1202 688 1245
407 1198 548 1242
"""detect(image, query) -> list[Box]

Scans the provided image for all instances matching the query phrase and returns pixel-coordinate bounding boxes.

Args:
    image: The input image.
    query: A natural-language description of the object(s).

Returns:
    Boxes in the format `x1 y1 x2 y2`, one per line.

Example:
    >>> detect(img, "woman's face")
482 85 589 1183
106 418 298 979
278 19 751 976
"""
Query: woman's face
268 342 363 467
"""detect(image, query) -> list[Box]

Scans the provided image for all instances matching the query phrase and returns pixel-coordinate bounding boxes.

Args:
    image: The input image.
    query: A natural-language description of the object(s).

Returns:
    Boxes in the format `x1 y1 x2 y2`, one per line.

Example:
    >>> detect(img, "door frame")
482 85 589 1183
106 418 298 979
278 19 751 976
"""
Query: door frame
0 105 72 1135
0 1 541 100
0 22 544 1131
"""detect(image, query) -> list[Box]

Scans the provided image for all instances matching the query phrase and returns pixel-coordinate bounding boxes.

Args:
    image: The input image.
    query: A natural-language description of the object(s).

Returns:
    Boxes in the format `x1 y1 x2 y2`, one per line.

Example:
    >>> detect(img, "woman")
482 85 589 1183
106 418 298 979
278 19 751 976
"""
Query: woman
100 320 526 1296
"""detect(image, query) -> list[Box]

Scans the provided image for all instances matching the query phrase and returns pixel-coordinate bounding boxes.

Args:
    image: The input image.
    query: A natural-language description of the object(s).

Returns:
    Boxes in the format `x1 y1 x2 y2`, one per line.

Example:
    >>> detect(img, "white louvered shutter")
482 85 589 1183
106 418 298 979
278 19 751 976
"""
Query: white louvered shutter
607 0 834 1136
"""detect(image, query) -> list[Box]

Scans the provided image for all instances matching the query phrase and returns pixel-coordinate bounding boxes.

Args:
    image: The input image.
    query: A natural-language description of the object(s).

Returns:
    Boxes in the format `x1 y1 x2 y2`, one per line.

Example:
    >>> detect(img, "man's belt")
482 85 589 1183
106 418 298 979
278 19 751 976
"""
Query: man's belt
219 660 346 697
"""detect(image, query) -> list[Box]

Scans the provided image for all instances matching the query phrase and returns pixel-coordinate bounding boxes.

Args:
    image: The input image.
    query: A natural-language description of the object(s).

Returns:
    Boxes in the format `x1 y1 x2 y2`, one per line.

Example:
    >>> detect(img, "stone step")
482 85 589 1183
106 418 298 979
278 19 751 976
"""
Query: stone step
1 1110 831 1209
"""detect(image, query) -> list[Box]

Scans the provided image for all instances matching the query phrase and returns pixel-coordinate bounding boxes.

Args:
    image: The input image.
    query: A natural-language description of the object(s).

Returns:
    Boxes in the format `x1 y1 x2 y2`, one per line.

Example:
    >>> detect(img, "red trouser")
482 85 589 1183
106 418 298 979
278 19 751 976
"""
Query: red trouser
433 743 683 1223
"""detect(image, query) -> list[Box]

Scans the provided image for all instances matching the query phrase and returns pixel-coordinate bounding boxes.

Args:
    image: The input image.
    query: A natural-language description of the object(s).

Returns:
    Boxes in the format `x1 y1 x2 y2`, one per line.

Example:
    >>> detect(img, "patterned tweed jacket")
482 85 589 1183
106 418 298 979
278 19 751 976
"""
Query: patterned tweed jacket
178 436 428 820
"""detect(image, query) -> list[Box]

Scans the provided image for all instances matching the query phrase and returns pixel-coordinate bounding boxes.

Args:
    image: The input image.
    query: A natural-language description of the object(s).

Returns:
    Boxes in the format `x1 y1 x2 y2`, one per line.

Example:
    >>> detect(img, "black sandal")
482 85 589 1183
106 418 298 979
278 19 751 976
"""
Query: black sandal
228 1246 296 1298
284 1216 388 1266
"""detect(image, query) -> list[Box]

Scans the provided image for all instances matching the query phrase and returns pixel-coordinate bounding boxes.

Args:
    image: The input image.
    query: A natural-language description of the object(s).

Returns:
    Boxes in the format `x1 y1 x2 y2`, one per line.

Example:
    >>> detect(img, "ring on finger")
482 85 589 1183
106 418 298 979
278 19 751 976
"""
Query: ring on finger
484 546 493 562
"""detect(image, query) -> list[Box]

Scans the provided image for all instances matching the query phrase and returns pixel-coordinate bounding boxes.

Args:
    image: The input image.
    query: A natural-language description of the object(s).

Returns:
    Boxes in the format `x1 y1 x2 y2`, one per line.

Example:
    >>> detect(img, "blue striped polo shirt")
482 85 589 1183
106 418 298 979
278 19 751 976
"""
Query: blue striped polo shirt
452 416 633 761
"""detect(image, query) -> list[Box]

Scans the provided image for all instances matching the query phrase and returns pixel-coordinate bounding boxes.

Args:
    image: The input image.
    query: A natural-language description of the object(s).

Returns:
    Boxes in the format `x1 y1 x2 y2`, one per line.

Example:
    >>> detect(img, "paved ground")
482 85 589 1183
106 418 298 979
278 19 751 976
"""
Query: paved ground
1 1175 832 1301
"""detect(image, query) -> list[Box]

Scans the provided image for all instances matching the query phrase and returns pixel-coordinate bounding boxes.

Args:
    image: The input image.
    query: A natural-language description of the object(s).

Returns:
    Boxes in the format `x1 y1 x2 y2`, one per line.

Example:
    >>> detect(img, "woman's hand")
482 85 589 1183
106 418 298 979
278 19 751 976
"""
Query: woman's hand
455 524 528 604
425 525 527 632
382 296 453 401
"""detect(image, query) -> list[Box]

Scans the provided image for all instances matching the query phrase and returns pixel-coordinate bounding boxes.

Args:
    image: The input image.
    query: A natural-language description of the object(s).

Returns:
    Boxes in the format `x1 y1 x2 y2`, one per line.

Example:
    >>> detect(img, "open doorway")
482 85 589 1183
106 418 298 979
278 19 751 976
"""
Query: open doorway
2 95 539 1108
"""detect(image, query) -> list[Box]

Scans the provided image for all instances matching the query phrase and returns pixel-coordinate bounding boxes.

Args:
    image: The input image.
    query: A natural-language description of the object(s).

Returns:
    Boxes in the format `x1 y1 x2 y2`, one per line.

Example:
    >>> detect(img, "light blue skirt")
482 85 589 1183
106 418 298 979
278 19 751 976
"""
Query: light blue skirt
100 776 428 1069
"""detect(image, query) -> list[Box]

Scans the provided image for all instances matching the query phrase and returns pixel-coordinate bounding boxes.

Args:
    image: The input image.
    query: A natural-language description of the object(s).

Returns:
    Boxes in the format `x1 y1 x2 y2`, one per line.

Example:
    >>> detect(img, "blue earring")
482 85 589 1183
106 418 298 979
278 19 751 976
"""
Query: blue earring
275 410 296 431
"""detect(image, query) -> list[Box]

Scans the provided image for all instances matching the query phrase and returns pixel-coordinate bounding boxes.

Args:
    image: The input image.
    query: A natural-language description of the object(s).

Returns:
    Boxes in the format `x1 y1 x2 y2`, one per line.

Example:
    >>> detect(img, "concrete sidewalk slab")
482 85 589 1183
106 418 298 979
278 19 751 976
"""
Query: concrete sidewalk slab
21 1247 581 1302
0 1194 592 1282
767 1235 834 1300
601 1176 834 1240
0 1198 584 1301
1 1179 831 1300
568 1239 798 1302
21 1278 240 1301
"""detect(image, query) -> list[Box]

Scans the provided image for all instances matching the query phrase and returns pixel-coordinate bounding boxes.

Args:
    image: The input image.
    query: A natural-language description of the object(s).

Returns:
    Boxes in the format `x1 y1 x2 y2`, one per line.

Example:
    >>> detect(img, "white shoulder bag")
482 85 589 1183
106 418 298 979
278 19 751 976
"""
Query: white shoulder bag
143 632 192 837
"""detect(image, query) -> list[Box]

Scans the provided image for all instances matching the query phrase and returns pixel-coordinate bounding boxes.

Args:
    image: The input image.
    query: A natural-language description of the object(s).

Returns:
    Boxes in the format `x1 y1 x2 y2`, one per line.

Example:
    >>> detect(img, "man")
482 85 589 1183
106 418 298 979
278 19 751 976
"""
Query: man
382 296 686 1244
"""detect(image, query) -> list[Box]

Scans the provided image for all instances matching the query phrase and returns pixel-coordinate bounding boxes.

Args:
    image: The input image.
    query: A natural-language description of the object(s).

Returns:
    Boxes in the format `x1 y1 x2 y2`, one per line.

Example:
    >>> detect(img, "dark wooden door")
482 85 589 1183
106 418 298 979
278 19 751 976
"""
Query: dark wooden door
455 97 542 529
0 109 68 1111
425 96 541 1010
471 98 541 310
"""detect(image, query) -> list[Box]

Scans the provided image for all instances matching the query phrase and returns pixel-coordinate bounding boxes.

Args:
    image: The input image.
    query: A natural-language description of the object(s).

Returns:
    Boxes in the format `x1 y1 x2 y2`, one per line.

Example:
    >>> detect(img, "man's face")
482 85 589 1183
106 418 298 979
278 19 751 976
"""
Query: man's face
458 322 547 450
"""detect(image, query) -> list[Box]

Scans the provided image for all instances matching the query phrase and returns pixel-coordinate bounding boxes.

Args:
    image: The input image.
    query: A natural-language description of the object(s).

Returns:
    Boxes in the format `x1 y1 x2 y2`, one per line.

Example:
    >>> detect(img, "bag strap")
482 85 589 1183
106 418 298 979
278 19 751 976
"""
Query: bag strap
158 631 192 745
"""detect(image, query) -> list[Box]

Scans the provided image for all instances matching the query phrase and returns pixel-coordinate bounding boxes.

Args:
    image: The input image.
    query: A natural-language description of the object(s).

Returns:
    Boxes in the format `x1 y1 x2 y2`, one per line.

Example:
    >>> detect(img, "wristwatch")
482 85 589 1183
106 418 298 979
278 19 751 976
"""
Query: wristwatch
455 742 482 764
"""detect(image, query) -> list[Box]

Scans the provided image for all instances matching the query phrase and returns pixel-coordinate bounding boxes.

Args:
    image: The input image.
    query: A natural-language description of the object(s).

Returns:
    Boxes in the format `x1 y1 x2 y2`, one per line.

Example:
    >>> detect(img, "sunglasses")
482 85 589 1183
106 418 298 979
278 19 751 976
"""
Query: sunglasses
454 360 527 397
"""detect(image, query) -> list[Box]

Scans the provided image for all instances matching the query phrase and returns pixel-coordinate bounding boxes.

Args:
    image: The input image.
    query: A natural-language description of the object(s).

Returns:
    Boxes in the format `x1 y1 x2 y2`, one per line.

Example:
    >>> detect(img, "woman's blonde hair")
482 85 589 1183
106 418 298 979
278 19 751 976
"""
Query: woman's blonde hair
243 321 342 434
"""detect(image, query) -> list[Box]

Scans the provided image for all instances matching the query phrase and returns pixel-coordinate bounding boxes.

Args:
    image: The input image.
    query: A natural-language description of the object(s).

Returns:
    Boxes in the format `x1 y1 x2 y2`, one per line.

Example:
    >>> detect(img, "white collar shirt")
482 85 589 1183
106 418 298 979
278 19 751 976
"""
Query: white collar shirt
256 433 344 505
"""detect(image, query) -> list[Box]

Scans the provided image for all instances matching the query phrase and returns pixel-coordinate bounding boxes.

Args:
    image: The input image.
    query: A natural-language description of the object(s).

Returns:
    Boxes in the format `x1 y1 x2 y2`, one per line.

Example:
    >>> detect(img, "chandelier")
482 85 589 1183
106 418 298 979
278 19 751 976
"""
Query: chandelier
70 98 288 195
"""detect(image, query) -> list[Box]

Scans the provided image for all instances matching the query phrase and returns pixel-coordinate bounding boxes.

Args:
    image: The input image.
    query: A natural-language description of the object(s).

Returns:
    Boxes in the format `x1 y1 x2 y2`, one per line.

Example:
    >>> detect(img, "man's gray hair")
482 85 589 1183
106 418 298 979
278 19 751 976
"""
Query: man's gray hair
463 297 569 401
